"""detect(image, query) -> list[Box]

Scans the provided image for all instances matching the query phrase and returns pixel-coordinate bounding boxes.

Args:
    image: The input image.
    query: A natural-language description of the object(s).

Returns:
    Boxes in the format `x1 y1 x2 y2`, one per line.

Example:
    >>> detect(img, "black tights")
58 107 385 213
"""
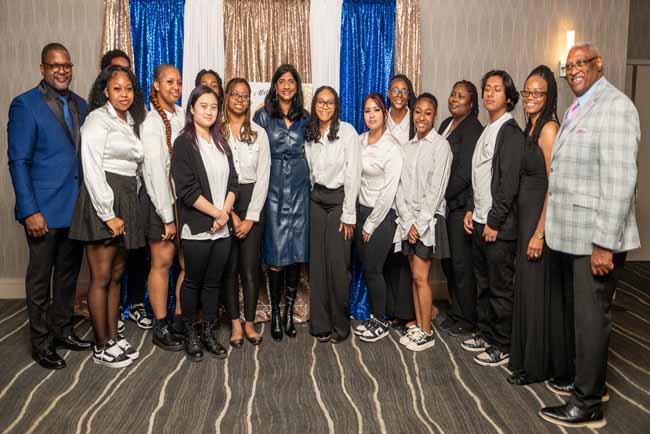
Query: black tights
86 243 127 347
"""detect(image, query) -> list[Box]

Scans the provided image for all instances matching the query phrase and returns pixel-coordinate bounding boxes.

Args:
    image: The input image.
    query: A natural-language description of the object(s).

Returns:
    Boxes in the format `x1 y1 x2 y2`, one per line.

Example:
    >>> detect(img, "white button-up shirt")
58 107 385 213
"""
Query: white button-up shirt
141 104 184 224
471 111 513 224
81 102 144 222
181 136 231 241
228 121 271 222
387 107 411 145
305 121 361 225
359 130 403 236
395 128 453 247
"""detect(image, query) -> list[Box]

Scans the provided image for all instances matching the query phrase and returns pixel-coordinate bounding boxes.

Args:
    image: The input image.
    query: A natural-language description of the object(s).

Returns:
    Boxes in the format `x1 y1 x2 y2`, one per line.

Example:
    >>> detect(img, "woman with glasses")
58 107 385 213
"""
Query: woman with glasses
384 74 416 331
353 93 403 343
509 65 564 385
221 78 270 347
305 86 360 343
253 64 310 342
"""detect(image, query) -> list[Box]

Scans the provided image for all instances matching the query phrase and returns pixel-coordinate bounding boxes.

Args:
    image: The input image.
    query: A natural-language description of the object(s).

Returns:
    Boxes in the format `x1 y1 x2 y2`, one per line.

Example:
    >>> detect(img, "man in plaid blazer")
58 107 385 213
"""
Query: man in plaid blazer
540 43 640 429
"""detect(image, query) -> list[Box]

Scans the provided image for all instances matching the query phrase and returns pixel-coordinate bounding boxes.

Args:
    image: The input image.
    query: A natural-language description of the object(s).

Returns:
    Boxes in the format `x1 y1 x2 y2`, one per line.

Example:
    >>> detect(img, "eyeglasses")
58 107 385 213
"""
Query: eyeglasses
520 90 547 99
565 57 599 72
43 63 74 72
389 88 410 97
316 99 336 109
229 91 250 101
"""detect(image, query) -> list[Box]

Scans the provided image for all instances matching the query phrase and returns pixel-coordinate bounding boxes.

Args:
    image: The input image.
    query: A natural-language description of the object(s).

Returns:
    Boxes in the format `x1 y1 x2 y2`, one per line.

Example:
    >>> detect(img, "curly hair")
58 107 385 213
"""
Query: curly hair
195 69 224 109
481 70 520 112
221 78 258 145
452 80 479 117
149 64 178 158
87 65 146 137
264 64 305 121
523 65 559 147
304 86 340 143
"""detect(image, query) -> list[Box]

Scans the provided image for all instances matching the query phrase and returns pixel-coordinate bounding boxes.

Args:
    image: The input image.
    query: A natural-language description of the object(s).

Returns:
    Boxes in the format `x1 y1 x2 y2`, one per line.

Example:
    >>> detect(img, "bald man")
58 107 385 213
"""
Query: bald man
540 43 640 428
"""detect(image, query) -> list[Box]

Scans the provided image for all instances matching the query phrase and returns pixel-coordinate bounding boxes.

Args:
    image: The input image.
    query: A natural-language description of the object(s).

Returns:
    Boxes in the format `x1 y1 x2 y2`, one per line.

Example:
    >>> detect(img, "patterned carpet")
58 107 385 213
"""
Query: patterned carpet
0 262 649 434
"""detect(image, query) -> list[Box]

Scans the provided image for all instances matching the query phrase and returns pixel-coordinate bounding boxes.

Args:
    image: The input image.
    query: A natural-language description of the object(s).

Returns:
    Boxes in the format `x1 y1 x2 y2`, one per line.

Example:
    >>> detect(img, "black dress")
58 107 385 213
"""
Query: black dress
509 131 568 382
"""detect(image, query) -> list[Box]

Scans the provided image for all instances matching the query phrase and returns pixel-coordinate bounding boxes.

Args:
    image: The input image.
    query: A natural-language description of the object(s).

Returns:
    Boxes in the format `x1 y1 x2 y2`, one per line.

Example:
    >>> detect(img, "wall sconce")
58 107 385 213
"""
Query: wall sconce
559 30 575 77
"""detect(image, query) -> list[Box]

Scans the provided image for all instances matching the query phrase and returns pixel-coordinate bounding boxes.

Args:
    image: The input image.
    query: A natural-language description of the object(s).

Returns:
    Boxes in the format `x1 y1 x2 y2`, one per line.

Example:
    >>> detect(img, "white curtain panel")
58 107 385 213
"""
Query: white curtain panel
309 0 343 92
182 0 225 106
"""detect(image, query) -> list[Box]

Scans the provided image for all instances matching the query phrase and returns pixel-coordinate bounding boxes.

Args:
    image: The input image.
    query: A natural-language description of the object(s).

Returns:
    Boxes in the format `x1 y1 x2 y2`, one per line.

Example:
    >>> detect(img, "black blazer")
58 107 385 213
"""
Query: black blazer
467 118 524 241
438 115 483 212
171 133 238 235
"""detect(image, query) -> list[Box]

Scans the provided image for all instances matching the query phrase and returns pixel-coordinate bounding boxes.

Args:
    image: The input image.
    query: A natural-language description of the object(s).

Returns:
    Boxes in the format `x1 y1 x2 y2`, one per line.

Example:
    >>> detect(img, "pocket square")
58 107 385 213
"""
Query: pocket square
575 128 588 134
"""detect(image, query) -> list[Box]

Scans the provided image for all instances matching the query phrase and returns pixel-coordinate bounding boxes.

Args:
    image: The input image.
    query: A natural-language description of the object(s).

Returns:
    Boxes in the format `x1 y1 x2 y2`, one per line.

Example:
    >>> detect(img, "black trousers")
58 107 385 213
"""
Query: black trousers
554 249 626 412
125 246 147 305
223 183 264 322
309 185 351 337
384 251 414 321
355 206 397 319
25 228 83 351
442 209 477 328
472 222 516 352
180 237 231 322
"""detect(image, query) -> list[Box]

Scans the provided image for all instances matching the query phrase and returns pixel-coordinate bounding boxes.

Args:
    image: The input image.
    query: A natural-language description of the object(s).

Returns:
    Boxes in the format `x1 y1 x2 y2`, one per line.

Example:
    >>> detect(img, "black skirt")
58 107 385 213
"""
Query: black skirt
69 171 146 250
141 187 168 241
402 215 450 259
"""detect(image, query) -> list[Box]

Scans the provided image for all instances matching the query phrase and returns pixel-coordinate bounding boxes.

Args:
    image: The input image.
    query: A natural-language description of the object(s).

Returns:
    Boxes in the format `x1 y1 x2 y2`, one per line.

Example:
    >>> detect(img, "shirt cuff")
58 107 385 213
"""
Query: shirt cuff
340 211 356 225
159 207 175 224
245 210 260 222
98 210 116 222
362 220 376 236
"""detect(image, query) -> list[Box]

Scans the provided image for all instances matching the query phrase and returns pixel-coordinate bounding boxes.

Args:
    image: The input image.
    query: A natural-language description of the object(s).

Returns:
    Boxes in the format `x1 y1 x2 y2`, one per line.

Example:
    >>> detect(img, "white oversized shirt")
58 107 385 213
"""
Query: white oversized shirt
141 104 185 224
305 121 361 225
359 130 403 236
471 111 513 224
81 102 144 222
395 129 453 248
228 121 271 222
387 107 411 145
181 136 231 241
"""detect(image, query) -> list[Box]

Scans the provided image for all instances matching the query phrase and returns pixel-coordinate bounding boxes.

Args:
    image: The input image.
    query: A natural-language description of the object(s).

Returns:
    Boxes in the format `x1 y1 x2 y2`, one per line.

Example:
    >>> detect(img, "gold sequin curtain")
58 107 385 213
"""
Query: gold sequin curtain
223 0 311 83
394 0 421 94
101 0 135 72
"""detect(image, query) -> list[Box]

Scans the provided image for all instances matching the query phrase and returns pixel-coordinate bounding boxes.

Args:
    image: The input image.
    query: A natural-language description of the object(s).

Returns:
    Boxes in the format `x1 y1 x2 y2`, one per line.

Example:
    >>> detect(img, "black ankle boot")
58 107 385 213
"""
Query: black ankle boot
284 287 297 338
153 319 184 352
202 321 227 359
184 320 203 362
269 270 283 342
170 315 186 340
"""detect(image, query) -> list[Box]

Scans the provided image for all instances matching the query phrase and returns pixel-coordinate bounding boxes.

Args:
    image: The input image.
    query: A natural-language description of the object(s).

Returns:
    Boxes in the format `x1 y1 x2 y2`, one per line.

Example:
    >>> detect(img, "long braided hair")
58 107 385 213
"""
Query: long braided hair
221 78 258 145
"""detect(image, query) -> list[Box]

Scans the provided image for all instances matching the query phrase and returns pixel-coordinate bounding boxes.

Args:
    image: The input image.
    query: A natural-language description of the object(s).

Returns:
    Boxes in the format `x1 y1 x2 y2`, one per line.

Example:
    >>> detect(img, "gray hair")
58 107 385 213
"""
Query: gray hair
571 42 602 58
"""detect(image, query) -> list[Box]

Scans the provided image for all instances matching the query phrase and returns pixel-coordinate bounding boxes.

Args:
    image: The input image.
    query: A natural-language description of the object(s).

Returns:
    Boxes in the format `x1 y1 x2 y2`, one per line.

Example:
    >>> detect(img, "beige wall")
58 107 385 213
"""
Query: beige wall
628 0 650 59
0 0 103 296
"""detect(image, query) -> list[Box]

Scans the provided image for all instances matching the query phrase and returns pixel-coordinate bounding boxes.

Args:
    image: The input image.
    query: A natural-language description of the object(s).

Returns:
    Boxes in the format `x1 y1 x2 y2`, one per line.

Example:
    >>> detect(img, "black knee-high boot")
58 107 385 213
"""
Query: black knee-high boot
269 269 283 341
284 264 299 338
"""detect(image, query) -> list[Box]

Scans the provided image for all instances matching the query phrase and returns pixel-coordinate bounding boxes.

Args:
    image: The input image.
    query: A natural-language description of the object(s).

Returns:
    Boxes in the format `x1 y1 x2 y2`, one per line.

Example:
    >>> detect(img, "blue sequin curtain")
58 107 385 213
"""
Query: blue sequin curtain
340 0 395 320
130 0 185 108
339 0 395 132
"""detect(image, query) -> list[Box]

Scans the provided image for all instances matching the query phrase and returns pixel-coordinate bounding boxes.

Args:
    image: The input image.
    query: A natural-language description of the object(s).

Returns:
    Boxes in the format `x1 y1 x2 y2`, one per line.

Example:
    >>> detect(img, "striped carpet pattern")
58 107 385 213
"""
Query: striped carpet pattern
1 262 649 434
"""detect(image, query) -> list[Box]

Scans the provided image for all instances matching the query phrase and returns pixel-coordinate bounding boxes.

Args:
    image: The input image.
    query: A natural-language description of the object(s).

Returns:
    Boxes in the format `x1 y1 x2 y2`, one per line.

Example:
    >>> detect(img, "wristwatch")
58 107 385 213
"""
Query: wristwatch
536 231 545 240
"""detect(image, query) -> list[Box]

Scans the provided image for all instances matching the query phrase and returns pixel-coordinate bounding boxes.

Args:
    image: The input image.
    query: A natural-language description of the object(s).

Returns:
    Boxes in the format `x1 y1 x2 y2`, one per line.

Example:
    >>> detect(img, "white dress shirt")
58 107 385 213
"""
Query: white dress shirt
387 107 411 145
181 136 231 241
359 130 403 236
81 102 144 222
471 111 513 224
395 128 453 248
141 104 185 224
305 121 361 225
228 121 271 222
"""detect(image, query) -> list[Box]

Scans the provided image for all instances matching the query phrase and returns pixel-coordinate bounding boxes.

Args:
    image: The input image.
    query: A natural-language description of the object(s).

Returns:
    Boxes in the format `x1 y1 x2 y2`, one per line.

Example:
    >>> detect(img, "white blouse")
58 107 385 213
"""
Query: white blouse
181 136 231 241
387 107 411 145
81 102 144 222
395 129 453 248
141 104 185 224
358 130 403 236
305 121 361 225
228 121 271 222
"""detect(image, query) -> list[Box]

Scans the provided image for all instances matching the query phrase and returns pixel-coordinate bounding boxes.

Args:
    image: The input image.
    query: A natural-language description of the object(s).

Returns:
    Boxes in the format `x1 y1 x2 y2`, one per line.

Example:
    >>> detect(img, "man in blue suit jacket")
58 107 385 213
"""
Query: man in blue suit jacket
7 42 93 370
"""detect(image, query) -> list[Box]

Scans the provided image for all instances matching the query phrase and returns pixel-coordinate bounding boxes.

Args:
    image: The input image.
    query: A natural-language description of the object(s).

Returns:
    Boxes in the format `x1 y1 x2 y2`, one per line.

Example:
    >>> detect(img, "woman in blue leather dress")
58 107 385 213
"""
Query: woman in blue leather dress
253 64 310 342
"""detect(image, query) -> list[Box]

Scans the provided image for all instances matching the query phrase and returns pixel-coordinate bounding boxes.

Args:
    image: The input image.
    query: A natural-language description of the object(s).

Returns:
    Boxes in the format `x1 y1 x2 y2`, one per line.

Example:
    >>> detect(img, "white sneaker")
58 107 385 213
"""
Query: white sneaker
399 325 419 346
461 334 489 352
358 317 389 342
129 303 153 330
353 321 369 336
118 317 125 334
406 330 435 352
93 339 132 368
116 334 140 360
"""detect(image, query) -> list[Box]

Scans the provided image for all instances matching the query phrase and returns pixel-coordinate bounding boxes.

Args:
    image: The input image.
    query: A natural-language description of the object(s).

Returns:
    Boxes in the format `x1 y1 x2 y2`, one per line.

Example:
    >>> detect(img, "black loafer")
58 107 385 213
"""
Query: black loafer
54 333 93 351
331 332 350 344
314 332 331 343
507 372 535 386
32 348 66 370
546 379 610 402
539 402 606 428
